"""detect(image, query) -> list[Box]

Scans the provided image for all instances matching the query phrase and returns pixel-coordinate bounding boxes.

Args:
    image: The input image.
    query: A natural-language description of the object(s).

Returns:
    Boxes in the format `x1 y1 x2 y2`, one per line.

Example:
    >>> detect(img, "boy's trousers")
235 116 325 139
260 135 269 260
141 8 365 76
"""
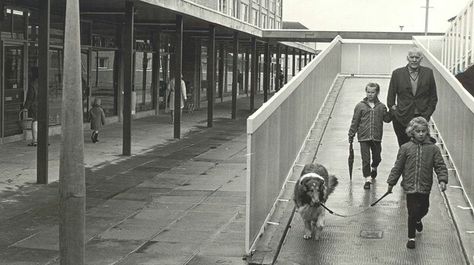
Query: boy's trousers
406 193 430 238
359 140 382 177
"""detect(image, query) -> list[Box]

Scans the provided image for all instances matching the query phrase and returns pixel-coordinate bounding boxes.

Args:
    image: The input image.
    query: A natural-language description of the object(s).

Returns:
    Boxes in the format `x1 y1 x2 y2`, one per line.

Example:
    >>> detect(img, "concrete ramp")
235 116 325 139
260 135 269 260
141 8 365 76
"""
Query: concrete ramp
275 77 465 265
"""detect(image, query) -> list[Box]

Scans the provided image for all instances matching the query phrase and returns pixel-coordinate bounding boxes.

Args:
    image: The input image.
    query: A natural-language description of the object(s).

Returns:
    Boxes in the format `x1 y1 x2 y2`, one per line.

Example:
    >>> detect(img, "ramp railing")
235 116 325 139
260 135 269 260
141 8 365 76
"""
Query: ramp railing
245 36 342 253
415 37 474 211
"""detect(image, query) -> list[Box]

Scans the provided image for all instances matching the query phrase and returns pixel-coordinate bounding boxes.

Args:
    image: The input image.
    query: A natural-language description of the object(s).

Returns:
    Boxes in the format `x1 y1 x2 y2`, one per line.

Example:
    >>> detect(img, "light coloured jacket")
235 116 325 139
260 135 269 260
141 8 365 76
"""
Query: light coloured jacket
348 98 391 142
89 105 106 131
387 137 448 194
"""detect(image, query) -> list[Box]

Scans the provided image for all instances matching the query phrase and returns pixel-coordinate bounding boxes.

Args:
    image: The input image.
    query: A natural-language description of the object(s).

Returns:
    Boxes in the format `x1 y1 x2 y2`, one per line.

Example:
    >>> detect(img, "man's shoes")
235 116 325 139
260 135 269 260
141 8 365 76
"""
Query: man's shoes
363 181 371 190
406 239 416 249
370 168 377 179
416 221 423 232
28 142 37 147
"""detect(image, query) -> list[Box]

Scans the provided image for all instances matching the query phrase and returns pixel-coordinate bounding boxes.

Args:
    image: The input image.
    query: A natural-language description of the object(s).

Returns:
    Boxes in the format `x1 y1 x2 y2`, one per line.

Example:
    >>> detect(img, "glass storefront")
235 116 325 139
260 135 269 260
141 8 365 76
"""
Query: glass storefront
90 50 118 116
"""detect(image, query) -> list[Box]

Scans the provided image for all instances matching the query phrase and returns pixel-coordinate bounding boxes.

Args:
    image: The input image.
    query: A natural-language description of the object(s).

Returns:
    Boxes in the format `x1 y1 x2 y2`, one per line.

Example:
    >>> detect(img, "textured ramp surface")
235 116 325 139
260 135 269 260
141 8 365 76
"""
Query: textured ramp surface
275 78 466 265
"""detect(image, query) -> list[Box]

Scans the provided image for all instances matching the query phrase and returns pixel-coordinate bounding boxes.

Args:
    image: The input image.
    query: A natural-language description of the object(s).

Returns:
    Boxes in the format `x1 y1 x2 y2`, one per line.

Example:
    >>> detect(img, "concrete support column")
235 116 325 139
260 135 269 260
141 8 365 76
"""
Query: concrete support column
207 25 216 127
218 43 224 101
152 31 161 115
37 0 50 184
292 48 296 77
231 31 239 119
245 49 250 96
275 43 281 91
173 15 183 138
263 42 270 102
298 50 302 71
250 37 257 111
284 46 288 84
59 0 85 263
193 42 202 110
122 1 134 156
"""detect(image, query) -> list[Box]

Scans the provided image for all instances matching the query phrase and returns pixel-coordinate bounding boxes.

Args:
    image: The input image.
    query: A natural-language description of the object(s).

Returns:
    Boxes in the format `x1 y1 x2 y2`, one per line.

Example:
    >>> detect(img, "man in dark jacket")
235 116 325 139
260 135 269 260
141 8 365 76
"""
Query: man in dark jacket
387 47 438 146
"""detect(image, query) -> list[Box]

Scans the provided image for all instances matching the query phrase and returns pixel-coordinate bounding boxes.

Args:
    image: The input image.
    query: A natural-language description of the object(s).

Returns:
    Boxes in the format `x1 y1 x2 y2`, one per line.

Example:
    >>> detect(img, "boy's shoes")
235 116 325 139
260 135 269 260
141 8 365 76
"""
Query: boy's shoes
28 142 37 147
416 221 423 232
406 239 416 249
370 168 377 179
363 181 371 190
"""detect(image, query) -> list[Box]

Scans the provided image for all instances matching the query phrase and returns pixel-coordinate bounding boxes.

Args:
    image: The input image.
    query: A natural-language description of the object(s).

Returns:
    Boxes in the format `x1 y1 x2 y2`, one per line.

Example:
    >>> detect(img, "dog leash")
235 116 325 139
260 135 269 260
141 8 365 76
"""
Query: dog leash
320 191 392 218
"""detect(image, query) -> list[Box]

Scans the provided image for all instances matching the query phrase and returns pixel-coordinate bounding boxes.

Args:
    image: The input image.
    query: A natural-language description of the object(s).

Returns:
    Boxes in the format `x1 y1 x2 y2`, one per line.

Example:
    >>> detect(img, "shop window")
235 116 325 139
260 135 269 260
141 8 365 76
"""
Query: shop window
1 8 26 39
90 50 118 116
134 52 153 111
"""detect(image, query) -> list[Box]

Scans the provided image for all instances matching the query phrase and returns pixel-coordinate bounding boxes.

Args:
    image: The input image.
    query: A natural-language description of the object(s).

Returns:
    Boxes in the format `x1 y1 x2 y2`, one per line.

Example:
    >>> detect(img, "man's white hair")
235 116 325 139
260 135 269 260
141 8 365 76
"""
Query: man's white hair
407 47 423 57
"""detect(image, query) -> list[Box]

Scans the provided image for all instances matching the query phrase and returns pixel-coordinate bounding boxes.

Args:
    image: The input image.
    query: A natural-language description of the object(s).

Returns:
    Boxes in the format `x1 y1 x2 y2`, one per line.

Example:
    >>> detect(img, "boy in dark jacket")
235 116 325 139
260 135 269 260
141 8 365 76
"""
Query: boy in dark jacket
386 117 448 249
348 82 391 190
89 98 106 143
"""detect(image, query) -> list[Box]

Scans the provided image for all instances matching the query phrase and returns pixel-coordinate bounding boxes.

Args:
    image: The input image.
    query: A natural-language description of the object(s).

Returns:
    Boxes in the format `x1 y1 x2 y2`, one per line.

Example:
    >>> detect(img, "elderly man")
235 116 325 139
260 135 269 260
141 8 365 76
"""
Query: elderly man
387 47 438 146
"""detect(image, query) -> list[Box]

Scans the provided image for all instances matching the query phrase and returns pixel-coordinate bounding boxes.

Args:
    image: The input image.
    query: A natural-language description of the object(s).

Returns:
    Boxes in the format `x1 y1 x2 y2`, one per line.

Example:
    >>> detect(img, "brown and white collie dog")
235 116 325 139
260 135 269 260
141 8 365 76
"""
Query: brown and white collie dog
293 163 338 240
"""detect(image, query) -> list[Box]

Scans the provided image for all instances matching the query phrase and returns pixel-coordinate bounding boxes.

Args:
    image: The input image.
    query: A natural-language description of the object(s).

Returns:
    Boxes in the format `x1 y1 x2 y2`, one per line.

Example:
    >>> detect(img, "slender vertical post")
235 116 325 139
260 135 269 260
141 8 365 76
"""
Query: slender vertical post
304 52 307 66
152 31 161 115
424 0 429 35
232 32 239 119
194 42 202 110
263 42 270 102
207 25 216 127
218 43 224 101
174 15 183 138
244 48 250 96
298 50 302 71
275 43 281 91
284 46 288 84
60 0 85 263
250 37 257 111
37 0 50 184
471 3 474 66
141 52 148 105
292 48 296 77
122 2 134 155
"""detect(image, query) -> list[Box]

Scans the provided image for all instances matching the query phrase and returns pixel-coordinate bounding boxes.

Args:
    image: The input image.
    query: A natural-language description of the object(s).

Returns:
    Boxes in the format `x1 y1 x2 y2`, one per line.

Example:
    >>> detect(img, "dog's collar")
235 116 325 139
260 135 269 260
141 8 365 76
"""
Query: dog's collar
299 173 325 185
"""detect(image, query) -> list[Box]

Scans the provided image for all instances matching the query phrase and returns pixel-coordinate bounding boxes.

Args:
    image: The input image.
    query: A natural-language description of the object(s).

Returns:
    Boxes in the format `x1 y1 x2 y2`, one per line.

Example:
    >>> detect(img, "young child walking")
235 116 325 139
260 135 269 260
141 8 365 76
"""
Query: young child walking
89 98 106 143
386 117 448 249
348 82 391 189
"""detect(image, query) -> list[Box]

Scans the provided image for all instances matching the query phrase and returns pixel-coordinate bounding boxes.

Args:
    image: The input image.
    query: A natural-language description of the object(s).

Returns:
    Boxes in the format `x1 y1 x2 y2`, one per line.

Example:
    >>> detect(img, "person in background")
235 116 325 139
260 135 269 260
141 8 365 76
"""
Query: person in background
386 117 448 250
348 82 391 190
89 98 106 143
24 67 39 146
167 75 187 124
387 47 438 147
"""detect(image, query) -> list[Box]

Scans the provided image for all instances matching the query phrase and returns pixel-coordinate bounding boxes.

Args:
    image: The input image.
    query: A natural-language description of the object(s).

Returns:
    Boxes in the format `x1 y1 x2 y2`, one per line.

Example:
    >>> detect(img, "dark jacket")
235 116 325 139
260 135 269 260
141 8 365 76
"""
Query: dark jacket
89 104 106 131
348 97 391 142
387 65 438 126
456 65 474 97
387 137 448 194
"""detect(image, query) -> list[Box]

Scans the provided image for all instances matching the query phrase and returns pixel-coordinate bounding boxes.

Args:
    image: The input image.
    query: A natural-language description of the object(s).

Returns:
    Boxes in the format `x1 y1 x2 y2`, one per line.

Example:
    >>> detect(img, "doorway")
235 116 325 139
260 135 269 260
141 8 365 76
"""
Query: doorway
1 42 25 138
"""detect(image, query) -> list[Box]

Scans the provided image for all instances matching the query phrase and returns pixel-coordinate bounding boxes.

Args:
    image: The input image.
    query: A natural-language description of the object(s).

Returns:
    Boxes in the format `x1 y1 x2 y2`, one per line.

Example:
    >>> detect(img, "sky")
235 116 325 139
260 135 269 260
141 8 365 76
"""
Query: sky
283 0 470 33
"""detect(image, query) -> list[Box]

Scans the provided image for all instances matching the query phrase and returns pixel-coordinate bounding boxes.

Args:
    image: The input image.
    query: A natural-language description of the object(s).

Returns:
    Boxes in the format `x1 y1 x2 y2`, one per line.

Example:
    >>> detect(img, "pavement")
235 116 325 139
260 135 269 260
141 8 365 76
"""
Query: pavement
0 93 261 265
